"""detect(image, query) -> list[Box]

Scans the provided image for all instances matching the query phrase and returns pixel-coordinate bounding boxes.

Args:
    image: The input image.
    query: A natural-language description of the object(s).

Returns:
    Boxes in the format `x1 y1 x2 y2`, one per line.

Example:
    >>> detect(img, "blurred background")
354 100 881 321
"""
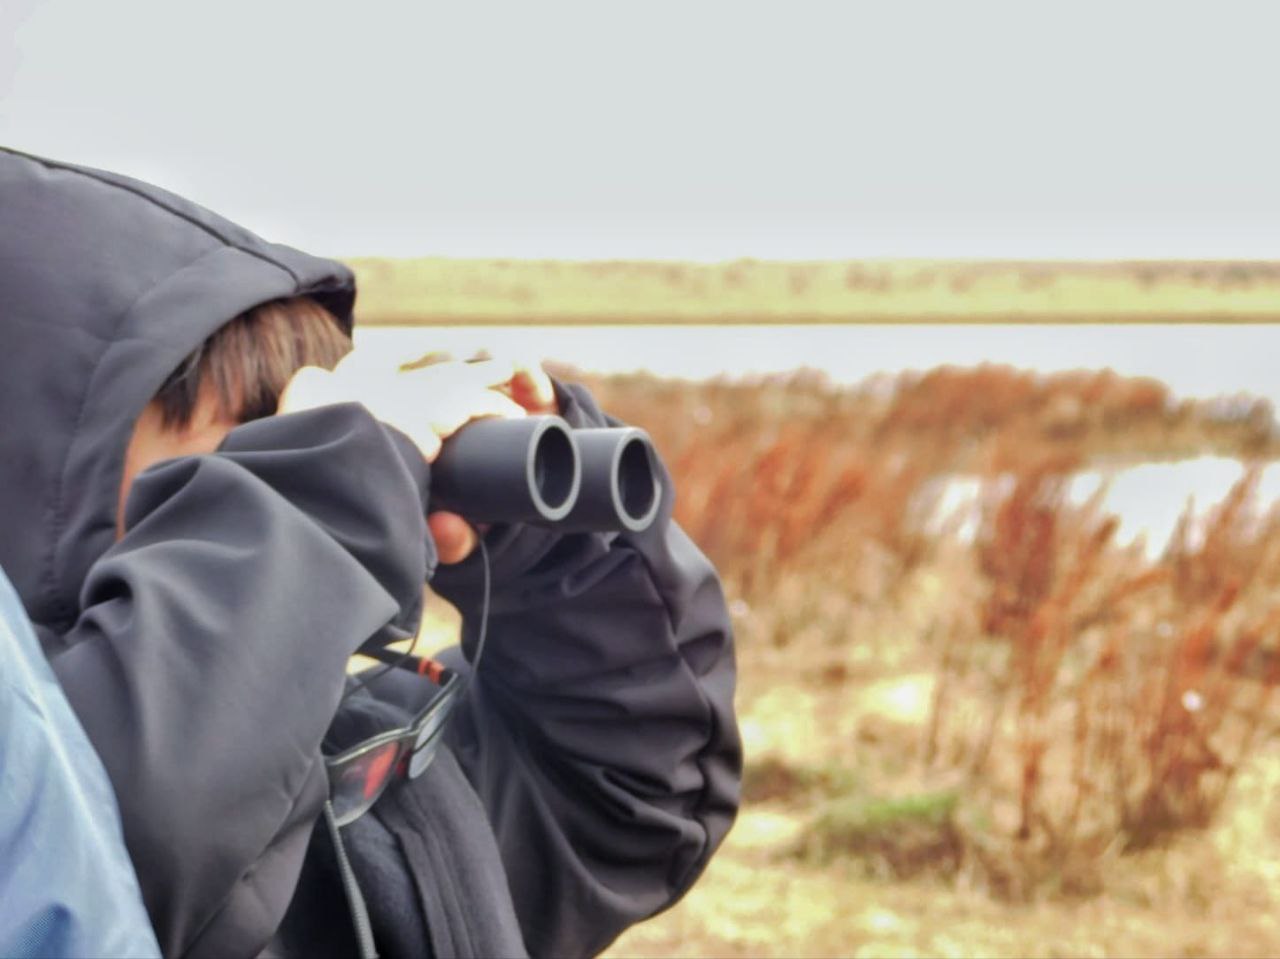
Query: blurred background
6 2 1280 955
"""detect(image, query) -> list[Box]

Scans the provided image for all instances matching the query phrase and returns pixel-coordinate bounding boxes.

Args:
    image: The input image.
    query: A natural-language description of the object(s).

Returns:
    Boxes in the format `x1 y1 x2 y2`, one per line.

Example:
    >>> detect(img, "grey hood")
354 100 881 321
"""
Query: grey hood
0 147 742 959
0 147 435 957
0 146 355 628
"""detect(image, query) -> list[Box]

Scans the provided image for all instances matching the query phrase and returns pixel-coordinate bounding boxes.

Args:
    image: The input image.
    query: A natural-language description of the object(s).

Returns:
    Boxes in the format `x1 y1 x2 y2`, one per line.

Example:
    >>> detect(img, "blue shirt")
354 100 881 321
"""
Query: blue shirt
0 568 160 958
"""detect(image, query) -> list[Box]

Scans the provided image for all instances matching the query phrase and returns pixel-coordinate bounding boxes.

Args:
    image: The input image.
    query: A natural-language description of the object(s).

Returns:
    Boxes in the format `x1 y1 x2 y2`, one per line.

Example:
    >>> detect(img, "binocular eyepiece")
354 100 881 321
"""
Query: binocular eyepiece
430 416 663 533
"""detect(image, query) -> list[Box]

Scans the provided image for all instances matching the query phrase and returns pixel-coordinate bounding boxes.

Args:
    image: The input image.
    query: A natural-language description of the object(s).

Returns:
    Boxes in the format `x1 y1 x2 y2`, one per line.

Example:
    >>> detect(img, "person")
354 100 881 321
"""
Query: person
0 145 740 958
0 563 161 959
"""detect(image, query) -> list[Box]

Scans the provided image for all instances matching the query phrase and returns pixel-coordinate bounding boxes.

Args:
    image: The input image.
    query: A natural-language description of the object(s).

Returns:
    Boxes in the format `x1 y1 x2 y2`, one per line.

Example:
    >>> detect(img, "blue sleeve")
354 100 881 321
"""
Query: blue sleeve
0 567 161 959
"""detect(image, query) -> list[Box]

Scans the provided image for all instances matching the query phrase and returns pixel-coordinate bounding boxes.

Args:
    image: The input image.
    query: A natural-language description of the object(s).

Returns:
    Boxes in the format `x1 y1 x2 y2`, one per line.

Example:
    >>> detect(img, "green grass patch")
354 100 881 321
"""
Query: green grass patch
796 790 963 878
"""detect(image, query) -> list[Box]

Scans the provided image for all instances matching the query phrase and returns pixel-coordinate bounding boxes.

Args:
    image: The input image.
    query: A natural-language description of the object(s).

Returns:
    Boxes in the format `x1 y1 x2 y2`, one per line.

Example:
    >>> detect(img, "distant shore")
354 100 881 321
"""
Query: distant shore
343 257 1280 325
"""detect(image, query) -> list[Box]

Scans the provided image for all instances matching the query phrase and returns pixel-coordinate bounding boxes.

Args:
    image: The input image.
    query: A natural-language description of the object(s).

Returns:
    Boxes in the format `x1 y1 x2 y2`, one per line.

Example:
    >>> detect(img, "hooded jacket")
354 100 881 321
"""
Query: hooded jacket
0 146 740 958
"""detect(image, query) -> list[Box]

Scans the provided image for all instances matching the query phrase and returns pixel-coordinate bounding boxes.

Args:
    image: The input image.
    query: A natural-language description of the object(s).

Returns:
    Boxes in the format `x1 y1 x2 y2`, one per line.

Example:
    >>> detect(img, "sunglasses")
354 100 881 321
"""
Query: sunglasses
325 652 463 827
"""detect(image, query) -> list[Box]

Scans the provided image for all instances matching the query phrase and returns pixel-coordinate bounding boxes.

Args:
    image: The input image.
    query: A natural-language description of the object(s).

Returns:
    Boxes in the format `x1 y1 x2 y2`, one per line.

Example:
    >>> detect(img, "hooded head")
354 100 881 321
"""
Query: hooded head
0 147 358 629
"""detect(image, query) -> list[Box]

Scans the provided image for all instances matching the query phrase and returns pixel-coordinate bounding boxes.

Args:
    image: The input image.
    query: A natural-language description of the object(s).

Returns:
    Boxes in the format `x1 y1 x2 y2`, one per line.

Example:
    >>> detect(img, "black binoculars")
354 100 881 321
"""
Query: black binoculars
430 416 662 533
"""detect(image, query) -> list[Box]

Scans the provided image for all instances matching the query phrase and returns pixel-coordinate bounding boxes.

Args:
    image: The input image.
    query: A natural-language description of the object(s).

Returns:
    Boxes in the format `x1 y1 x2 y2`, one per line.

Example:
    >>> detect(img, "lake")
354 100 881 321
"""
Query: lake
355 324 1280 408
928 457 1280 561
355 324 1280 557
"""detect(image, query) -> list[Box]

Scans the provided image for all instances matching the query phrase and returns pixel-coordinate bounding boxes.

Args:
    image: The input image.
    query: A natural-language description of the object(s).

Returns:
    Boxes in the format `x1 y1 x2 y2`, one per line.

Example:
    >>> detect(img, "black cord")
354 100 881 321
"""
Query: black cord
465 531 492 693
324 800 378 959
325 526 493 958
343 628 421 704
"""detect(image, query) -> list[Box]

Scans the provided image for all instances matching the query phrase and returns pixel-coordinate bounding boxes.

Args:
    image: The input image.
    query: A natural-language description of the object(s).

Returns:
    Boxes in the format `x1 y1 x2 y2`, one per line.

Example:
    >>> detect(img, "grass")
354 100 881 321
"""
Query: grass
567 363 1280 958
795 790 962 874
344 257 1280 324
606 564 1280 957
376 355 1280 958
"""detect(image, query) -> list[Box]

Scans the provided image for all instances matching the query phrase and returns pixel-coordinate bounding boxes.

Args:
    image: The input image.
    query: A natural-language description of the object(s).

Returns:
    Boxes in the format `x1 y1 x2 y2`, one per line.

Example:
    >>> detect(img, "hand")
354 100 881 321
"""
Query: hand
502 356 559 416
278 348 559 564
398 349 559 418
280 354 528 462
424 353 559 563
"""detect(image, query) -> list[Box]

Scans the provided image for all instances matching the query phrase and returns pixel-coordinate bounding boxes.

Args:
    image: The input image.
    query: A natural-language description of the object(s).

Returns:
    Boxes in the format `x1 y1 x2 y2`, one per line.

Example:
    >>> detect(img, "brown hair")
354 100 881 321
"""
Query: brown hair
154 296 352 429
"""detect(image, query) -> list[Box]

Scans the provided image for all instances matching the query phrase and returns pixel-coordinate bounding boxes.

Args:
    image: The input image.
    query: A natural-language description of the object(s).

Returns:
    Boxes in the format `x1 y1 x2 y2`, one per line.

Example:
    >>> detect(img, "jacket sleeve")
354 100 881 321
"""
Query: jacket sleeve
426 381 742 958
36 403 431 959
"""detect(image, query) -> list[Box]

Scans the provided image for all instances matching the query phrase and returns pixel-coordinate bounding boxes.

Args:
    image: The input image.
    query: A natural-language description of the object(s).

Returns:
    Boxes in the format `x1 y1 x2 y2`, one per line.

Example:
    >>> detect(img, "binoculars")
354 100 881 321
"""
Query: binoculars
430 416 663 533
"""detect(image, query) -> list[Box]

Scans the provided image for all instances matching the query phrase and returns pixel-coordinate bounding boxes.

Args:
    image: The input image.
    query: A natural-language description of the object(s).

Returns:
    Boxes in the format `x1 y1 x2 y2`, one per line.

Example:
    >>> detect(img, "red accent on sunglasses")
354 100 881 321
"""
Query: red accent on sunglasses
363 742 398 800
326 651 463 827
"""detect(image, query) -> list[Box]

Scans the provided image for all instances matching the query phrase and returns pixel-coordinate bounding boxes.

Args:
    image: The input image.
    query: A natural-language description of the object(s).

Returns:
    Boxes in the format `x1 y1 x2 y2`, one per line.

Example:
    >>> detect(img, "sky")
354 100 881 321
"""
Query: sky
2 0 1278 261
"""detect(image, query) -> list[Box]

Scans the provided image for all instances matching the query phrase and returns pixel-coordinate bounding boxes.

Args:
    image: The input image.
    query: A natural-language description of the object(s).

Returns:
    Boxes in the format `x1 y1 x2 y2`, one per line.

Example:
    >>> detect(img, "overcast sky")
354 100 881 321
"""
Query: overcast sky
2 1 1277 260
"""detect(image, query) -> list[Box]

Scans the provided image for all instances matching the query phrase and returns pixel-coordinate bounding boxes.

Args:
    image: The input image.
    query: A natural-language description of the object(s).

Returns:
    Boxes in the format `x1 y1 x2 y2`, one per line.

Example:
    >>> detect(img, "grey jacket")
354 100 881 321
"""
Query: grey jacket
0 146 740 958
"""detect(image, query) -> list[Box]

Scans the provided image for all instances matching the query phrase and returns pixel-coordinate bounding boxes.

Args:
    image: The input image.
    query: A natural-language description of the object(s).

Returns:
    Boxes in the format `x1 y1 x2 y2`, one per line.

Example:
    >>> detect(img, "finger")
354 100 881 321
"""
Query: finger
428 511 479 564
401 357 517 391
426 389 529 444
471 349 557 414
399 350 454 372
397 423 443 464
509 361 557 414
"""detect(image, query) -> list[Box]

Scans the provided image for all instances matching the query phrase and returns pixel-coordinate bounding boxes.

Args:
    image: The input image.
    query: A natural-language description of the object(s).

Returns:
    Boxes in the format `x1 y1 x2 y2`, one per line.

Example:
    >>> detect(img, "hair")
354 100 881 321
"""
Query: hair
153 296 352 429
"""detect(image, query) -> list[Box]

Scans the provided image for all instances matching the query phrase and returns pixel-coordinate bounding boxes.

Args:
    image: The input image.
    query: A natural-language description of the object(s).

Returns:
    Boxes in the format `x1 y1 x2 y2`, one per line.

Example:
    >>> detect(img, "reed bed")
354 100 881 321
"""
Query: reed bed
584 362 1280 957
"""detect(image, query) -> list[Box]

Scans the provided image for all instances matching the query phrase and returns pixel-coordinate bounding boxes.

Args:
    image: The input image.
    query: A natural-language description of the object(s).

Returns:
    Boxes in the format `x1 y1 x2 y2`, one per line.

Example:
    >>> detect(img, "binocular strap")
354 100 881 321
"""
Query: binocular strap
324 799 378 959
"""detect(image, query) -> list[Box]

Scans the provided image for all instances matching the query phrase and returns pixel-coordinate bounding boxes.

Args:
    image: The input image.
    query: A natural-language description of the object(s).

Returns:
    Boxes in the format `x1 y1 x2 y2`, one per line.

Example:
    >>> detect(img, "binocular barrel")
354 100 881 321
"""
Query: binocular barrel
430 416 662 533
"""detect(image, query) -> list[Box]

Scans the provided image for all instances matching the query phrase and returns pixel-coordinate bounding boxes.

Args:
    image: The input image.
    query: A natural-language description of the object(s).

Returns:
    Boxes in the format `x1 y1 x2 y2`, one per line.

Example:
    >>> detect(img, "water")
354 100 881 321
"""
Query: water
930 458 1280 561
355 323 1280 408
354 323 1280 556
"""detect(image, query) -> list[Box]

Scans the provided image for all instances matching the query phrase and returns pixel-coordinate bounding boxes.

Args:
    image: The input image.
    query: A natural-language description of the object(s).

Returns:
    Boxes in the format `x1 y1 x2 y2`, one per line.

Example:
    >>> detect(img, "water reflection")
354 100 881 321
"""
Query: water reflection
929 456 1280 561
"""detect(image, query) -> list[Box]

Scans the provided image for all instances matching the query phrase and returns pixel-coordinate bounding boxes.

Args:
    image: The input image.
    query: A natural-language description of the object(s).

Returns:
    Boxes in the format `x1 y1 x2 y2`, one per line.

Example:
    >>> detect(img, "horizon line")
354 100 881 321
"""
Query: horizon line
336 253 1280 266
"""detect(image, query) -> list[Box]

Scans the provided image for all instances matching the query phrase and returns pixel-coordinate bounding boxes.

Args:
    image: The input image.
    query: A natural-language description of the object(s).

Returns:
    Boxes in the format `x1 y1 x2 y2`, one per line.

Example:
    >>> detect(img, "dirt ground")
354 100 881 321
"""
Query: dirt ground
605 586 1280 959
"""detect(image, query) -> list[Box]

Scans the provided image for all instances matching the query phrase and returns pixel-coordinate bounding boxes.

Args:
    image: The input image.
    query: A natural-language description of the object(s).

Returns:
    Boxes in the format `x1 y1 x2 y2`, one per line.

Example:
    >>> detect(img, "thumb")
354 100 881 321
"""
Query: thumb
428 511 479 565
